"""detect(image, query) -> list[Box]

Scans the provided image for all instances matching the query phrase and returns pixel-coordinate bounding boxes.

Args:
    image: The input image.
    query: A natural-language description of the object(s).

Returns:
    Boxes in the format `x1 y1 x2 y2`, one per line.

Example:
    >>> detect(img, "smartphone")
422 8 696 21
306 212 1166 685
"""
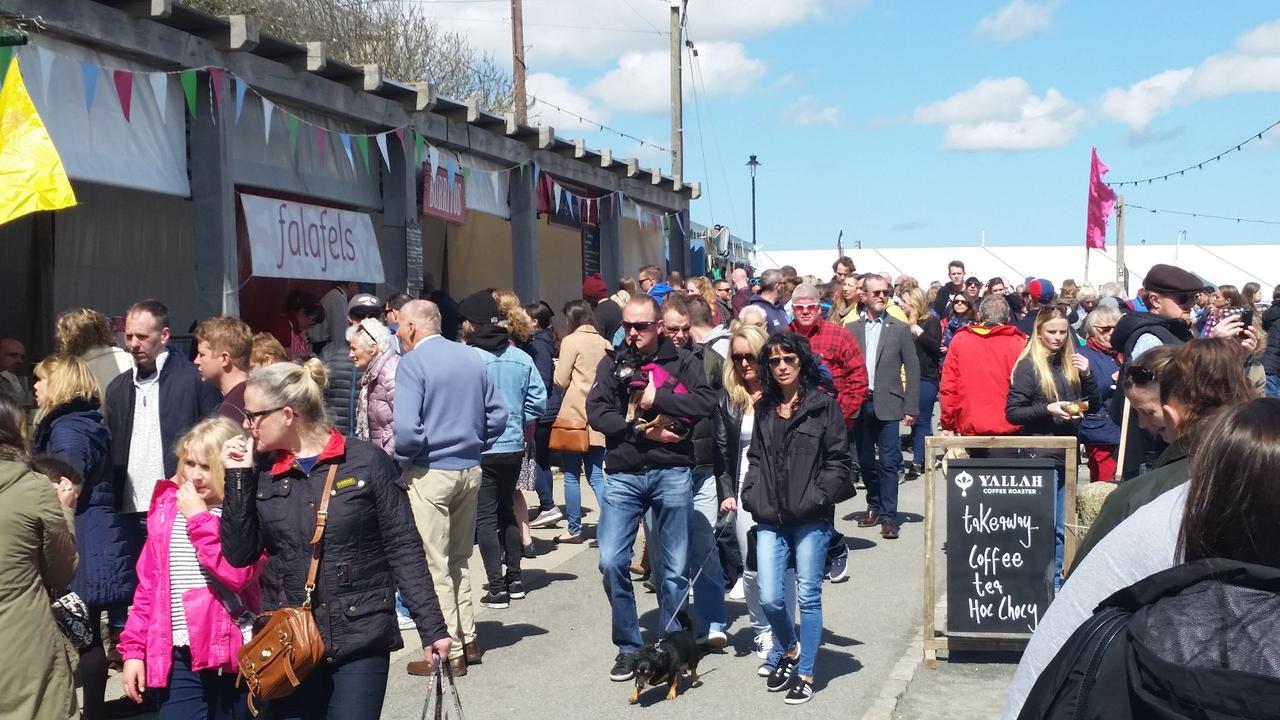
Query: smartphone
1241 309 1254 328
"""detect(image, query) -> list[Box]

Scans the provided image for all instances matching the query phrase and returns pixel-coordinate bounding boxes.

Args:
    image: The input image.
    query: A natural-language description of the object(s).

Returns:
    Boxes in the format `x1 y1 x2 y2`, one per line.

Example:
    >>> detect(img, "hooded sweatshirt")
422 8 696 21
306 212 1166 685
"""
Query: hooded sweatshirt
939 324 1027 435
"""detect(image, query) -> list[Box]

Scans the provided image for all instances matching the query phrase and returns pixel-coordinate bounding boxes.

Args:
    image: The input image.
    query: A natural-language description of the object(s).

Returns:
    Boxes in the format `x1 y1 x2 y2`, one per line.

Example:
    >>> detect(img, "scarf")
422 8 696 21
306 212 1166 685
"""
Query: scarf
1085 336 1122 363
355 365 372 442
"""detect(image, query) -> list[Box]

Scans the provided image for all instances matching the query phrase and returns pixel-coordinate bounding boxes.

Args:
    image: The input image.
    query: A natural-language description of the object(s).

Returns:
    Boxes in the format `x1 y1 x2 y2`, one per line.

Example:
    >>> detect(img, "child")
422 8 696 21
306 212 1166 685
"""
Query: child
117 418 264 719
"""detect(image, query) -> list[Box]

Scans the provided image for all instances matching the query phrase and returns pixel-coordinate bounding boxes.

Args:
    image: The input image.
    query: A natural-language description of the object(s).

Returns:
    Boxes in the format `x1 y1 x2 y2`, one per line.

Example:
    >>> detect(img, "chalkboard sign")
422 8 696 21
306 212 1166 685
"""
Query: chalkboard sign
405 223 423 298
582 224 601 278
945 457 1056 637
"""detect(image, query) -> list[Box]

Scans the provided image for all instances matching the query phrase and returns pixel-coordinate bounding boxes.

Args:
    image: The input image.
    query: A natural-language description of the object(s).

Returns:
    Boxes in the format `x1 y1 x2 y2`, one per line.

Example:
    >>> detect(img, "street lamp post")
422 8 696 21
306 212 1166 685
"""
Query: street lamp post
746 154 760 248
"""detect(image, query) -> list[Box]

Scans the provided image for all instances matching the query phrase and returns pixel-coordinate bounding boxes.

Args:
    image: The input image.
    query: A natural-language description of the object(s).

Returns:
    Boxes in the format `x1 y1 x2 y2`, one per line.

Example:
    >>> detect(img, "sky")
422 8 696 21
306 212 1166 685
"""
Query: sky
423 0 1280 251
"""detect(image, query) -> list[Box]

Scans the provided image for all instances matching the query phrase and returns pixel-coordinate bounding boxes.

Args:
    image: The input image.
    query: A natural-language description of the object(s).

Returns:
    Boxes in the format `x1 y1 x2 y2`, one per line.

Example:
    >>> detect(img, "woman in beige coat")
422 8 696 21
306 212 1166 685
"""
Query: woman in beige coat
552 301 612 544
0 394 80 720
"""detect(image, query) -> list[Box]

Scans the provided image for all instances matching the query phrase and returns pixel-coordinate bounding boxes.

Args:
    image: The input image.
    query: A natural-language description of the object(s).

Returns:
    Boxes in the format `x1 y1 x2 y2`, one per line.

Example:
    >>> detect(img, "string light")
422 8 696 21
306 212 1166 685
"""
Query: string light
527 95 670 153
1107 118 1280 188
1126 203 1280 226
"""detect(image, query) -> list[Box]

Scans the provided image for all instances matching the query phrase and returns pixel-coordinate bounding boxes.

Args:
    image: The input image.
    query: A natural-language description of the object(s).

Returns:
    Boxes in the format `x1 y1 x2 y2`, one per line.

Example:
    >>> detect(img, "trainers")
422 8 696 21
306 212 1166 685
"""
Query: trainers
827 551 849 583
753 630 774 660
609 652 636 681
728 577 746 600
397 613 416 631
698 630 729 650
766 652 799 692
480 590 510 609
784 677 815 705
758 640 784 676
507 580 526 599
529 507 564 528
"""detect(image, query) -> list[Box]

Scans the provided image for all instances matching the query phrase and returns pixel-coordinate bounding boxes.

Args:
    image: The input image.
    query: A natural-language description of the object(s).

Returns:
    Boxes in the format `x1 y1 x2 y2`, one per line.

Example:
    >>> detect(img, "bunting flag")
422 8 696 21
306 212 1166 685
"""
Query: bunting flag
0 47 11 90
287 115 299 150
207 67 225 110
314 126 326 165
339 132 354 170
180 69 197 118
112 69 133 122
149 71 168 125
233 77 247 123
35 46 54 100
444 155 456 186
262 98 274 144
427 145 439 175
355 134 369 172
552 182 561 212
0 59 77 225
375 132 390 169
414 131 425 166
80 62 98 111
1085 147 1117 250
394 127 406 161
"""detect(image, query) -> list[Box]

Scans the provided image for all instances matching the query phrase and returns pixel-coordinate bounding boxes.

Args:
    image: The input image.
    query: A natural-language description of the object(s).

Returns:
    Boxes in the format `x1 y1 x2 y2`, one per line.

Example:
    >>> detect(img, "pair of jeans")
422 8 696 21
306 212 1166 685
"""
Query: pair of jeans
653 466 727 636
158 648 250 720
266 654 389 719
858 402 903 525
756 521 832 679
533 421 555 512
1266 374 1280 398
597 467 691 653
561 446 607 536
476 452 524 593
912 378 940 465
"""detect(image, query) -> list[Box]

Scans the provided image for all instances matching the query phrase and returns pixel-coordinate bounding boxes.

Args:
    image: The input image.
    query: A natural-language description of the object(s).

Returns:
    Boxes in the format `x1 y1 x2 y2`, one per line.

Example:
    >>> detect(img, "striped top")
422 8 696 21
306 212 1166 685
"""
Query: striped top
169 507 221 648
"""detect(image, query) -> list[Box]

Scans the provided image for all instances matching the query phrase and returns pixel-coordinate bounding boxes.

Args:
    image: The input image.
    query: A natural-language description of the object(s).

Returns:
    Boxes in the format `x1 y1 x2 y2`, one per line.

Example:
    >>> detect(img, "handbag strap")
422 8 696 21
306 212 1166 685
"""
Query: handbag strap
303 463 340 609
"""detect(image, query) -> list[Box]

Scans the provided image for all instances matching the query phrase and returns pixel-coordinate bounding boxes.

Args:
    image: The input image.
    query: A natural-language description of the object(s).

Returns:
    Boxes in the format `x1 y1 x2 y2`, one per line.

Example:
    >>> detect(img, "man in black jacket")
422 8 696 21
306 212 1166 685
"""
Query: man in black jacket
931 259 967 319
587 295 717 682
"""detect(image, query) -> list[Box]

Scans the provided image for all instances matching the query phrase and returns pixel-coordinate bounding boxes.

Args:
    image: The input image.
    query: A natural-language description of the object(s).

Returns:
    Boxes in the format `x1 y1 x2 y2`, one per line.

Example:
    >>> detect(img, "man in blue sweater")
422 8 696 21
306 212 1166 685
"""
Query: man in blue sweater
394 299 507 677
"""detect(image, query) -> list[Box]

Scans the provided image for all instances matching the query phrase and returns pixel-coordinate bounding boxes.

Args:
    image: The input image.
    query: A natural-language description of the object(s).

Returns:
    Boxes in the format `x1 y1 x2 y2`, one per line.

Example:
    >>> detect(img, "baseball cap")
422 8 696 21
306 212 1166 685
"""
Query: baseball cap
1026 279 1055 303
347 293 382 313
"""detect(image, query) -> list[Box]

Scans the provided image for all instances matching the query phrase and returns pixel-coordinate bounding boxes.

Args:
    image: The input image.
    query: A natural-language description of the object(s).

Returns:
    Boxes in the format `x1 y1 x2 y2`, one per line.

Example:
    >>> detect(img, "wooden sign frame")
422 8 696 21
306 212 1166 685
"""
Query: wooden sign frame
922 435 1079 668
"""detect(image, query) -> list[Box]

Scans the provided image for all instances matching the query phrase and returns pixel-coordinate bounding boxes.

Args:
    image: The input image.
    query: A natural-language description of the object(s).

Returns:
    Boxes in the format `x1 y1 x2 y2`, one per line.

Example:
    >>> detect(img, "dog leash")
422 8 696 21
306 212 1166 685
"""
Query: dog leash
657 510 739 634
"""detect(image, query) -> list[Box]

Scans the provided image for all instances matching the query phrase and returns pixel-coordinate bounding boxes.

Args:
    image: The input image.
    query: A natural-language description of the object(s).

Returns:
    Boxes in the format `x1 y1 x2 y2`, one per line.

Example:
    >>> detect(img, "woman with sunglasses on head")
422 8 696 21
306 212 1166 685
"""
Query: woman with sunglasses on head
740 333 853 705
941 294 977 350
1006 306 1101 586
346 318 399 458
218 360 450 719
1075 306 1124 482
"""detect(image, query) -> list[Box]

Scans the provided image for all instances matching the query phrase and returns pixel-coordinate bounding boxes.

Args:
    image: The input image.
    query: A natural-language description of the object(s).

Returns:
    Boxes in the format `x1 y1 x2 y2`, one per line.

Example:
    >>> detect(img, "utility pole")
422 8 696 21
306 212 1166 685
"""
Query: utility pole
1115 195 1126 291
669 0 683 179
511 0 527 124
747 155 760 247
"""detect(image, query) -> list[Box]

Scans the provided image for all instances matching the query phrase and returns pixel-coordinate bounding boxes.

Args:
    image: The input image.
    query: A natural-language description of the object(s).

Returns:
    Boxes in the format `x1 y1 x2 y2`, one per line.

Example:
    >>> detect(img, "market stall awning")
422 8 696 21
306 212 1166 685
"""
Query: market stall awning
240 192 385 283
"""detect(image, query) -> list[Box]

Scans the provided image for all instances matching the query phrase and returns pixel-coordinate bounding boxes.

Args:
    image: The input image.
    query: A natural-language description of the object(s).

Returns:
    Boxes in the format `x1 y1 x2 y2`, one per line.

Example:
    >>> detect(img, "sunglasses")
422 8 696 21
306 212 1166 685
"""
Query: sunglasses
1094 325 1115 333
357 324 379 346
793 303 820 313
243 406 284 425
622 321 658 332
953 299 970 306
664 323 691 333
731 352 755 363
767 355 800 368
1128 367 1157 385
866 289 889 297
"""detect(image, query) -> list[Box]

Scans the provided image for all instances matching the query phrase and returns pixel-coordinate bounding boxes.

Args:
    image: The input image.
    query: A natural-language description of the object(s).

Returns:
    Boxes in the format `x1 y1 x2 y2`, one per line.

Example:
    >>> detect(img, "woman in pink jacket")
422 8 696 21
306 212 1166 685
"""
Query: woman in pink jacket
118 417 264 719
346 318 399 457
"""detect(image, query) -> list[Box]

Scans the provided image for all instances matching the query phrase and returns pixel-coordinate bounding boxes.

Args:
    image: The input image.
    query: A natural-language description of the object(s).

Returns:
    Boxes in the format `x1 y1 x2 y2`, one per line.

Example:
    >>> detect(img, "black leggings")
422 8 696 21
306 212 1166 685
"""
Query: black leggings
476 452 524 593
80 607 108 720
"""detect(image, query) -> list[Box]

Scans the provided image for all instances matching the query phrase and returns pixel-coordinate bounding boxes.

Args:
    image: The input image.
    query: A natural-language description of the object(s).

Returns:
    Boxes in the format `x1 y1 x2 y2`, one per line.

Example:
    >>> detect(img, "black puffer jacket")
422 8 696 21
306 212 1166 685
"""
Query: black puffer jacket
741 390 853 526
321 343 356 436
1262 304 1280 377
221 431 447 660
1006 354 1101 438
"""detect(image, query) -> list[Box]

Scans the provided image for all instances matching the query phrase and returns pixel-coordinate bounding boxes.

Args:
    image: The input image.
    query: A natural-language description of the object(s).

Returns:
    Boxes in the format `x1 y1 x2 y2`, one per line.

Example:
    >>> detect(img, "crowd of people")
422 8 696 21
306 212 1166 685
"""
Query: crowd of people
0 254 1275 717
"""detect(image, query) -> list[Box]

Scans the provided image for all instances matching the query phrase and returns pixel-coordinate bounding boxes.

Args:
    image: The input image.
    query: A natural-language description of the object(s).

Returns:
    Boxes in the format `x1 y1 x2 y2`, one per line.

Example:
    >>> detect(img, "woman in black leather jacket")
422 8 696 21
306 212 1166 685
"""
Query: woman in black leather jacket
220 359 449 719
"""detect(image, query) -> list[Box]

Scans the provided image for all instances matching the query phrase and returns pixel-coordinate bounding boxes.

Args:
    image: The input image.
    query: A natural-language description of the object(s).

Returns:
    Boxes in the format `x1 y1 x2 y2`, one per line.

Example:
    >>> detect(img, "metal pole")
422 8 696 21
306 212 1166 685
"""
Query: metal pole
1115 195 1126 291
511 0 527 125
747 154 759 247
670 0 683 179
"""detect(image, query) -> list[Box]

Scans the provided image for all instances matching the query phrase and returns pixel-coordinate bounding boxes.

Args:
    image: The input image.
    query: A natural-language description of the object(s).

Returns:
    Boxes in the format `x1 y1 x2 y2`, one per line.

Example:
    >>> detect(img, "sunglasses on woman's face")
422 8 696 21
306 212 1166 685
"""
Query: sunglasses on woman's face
731 353 755 363
767 355 800 368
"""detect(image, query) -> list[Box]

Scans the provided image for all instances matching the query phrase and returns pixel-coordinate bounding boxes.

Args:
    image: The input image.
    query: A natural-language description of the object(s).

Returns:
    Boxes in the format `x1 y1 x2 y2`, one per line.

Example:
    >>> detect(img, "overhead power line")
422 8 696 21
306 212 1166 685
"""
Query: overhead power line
1107 118 1280 188
1126 203 1280 226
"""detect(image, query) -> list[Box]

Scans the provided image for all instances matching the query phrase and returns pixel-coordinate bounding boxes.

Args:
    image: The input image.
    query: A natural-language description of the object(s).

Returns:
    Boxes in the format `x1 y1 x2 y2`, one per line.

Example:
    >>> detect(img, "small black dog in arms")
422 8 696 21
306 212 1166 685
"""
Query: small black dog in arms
629 611 703 703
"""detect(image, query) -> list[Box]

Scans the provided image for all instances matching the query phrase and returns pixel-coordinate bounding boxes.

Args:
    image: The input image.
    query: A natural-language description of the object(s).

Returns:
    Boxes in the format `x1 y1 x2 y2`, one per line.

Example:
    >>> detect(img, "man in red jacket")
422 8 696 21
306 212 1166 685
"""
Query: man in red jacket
939 294 1026 437
788 283 869 428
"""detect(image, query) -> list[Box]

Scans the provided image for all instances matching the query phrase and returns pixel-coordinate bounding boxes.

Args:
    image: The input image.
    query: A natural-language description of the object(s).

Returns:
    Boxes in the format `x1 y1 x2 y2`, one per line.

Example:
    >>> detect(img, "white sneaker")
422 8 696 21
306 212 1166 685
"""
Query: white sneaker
728 577 746 600
753 630 774 659
698 630 729 650
529 507 564 528
397 614 416 631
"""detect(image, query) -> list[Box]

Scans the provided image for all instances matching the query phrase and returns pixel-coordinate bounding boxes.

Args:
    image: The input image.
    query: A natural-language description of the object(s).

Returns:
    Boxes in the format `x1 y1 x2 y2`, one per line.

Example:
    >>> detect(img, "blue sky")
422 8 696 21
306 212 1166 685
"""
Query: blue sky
430 1 1280 250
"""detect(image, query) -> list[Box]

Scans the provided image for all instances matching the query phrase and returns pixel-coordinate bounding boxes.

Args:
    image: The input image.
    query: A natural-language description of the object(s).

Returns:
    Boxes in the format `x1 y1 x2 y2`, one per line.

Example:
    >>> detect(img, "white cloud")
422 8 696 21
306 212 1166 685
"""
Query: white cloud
784 96 841 127
1102 20 1280 129
913 77 1085 150
972 0 1061 43
525 72 610 129
588 41 766 114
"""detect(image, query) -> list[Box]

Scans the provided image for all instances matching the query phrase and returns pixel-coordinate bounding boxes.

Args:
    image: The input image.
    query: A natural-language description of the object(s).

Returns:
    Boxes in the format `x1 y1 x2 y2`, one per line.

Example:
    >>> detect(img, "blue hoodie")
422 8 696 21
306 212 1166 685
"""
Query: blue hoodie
471 344 546 455
747 293 789 334
648 282 674 303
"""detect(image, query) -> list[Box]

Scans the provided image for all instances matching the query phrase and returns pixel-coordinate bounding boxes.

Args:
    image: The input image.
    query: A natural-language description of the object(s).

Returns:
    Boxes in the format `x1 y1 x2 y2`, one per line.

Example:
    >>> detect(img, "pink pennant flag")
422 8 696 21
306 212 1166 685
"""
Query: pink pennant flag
315 126 327 166
1085 147 1117 250
208 67 225 110
113 70 133 122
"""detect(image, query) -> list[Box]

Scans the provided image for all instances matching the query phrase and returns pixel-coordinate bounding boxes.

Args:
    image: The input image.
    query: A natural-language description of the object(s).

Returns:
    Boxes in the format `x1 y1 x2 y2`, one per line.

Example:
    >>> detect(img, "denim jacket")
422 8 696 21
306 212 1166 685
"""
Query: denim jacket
472 345 547 454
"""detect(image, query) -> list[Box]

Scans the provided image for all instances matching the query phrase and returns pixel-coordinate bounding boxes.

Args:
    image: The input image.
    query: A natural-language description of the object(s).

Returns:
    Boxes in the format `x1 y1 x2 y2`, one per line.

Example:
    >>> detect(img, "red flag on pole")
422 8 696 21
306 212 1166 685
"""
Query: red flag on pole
1086 147 1117 250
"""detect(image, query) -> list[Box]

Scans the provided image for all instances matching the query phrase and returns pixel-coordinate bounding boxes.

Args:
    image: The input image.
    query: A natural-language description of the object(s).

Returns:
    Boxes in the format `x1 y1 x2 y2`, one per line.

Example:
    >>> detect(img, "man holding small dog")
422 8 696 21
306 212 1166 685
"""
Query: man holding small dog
587 294 718 682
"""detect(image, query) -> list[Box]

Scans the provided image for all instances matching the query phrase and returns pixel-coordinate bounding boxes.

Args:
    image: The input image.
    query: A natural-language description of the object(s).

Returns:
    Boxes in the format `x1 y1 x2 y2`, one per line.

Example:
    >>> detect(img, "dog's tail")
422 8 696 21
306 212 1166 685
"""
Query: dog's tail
674 609 693 632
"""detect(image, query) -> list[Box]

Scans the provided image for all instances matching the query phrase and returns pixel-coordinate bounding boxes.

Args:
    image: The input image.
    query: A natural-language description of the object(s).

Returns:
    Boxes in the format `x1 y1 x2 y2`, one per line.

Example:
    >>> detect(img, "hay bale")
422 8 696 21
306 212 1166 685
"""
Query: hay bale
1077 481 1118 529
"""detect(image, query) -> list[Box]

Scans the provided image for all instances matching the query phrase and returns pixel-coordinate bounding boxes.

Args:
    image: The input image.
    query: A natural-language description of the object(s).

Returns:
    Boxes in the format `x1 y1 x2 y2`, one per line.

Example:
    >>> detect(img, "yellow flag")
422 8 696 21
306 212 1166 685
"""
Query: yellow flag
0 57 76 226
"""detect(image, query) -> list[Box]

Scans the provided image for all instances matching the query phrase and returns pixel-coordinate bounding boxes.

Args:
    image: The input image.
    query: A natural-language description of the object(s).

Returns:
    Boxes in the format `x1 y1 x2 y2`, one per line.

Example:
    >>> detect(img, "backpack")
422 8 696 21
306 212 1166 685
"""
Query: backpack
1018 559 1280 720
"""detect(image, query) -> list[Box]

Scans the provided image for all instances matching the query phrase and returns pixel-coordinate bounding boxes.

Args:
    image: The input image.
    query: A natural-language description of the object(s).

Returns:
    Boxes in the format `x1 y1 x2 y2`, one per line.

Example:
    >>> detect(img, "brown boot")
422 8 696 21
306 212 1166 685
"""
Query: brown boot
464 640 483 665
449 656 468 677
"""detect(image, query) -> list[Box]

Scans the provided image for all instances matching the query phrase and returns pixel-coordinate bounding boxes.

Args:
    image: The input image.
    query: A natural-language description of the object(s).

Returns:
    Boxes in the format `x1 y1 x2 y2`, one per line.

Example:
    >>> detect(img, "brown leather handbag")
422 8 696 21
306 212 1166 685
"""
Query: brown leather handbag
548 416 590 454
236 464 338 715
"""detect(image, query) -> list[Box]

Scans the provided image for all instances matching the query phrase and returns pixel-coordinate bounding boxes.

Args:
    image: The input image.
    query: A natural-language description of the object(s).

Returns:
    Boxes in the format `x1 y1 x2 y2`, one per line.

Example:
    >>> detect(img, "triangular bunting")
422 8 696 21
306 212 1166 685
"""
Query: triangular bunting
287 115 300 150
233 77 247 123
428 146 440 175
552 182 561 212
0 59 78 224
180 69 197 118
149 72 168 125
414 132 425 166
375 132 390 169
112 70 133 122
339 132 354 170
355 135 369 172
80 62 99 112
444 156 456 186
0 47 11 91
262 98 274 145
34 46 55 100
207 67 225 110
314 126 326 166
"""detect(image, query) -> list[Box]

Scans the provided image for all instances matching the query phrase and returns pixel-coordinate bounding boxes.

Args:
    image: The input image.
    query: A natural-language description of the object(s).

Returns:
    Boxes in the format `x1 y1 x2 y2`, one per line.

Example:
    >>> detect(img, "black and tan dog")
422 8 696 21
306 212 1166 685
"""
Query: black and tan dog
629 611 703 703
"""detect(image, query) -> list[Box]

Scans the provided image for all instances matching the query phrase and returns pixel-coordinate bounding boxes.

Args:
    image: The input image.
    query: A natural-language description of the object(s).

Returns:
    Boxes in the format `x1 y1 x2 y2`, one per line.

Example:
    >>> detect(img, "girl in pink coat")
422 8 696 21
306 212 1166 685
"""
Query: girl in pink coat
118 417 264 719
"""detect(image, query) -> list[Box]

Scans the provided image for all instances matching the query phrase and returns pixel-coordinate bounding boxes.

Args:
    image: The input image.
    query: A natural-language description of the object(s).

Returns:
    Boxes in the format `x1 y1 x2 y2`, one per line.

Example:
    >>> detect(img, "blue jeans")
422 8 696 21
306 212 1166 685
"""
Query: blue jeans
267 654 389 720
756 521 832 679
858 403 903 524
533 422 555 511
597 467 692 653
158 648 251 720
686 467 727 636
561 446 607 536
912 379 940 464
1267 374 1280 399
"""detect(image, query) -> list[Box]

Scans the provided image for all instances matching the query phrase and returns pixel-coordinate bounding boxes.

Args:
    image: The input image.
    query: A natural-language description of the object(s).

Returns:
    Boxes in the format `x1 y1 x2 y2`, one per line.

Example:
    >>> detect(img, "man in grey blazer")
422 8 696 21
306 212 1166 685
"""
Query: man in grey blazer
848 274 921 539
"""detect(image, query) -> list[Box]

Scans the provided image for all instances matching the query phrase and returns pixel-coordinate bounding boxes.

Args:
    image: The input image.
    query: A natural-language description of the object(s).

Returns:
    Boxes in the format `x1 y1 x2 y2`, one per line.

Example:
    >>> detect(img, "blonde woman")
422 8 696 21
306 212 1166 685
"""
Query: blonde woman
831 275 861 326
56 308 132 414
1006 307 1101 586
902 288 942 476
219 360 451 717
492 288 535 344
686 277 722 325
31 353 134 720
118 418 261 718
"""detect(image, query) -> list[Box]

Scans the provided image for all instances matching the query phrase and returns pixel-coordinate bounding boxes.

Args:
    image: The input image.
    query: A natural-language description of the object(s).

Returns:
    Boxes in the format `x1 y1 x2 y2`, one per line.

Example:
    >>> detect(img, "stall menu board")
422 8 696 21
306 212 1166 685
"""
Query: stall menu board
582 224 601 278
945 457 1055 637
405 223 423 298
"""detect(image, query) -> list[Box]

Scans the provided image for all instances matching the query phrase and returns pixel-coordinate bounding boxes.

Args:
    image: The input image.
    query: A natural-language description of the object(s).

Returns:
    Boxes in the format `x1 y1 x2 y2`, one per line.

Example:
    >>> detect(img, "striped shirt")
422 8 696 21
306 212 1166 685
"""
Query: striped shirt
169 507 221 648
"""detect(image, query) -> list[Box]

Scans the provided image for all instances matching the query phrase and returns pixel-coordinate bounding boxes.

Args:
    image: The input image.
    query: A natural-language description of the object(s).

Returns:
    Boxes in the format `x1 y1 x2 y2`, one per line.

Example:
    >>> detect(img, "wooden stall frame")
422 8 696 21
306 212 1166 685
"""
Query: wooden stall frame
922 435 1079 668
